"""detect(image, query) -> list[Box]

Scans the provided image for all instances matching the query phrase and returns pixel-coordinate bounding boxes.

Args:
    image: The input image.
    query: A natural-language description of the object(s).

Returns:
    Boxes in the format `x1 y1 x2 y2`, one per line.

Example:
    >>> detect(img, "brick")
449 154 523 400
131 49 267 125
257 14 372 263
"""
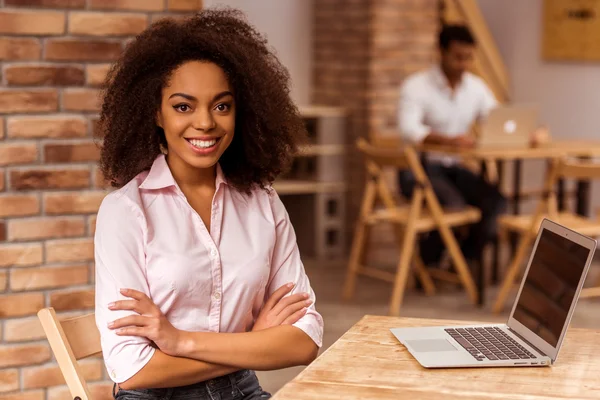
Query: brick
44 142 100 163
45 39 122 62
7 217 85 241
45 238 94 263
7 116 87 139
90 0 164 11
0 194 40 218
91 117 105 138
5 65 85 86
62 88 101 112
69 12 148 37
10 265 89 291
6 0 85 7
3 317 44 342
9 168 90 190
0 89 58 113
50 288 94 312
48 382 112 400
86 64 111 86
0 243 43 268
150 13 191 23
0 11 65 36
0 271 6 293
23 360 102 389
0 37 41 61
88 215 97 236
0 390 45 400
0 143 37 167
0 293 44 318
0 344 51 368
0 369 18 393
0 222 5 241
45 191 105 214
168 0 203 11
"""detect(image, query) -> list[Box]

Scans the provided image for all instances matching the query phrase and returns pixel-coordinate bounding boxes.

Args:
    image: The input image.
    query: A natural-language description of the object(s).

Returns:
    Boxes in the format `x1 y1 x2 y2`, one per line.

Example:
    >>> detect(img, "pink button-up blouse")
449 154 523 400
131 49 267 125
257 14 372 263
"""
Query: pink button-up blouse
94 154 324 383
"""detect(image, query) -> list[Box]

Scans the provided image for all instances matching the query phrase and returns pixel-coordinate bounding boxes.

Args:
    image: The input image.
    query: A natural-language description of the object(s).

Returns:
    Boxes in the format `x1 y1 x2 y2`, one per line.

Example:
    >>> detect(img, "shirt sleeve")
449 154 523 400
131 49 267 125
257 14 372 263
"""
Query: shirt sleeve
478 78 499 120
398 79 432 144
94 192 156 384
265 189 324 348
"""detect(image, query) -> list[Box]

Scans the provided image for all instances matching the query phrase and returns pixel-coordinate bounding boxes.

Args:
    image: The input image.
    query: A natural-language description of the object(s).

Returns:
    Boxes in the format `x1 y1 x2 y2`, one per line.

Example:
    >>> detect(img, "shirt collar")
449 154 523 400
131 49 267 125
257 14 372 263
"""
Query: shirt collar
430 65 464 92
139 154 227 190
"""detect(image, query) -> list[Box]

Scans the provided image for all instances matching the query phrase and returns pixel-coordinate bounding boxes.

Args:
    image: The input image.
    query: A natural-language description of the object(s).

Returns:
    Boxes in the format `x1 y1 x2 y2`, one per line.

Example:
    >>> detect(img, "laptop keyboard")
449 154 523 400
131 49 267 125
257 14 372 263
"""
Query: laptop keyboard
444 327 537 362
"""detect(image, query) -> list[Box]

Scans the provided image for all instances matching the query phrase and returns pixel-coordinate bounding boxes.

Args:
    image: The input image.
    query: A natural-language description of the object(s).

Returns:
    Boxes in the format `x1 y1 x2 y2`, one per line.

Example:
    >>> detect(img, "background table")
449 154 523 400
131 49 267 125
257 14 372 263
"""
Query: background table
274 315 600 399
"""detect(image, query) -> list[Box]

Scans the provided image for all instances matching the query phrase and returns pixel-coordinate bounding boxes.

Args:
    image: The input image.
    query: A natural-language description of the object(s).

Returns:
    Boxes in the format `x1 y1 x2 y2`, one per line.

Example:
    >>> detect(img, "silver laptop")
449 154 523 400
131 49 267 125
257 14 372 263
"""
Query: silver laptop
391 219 596 368
477 105 538 148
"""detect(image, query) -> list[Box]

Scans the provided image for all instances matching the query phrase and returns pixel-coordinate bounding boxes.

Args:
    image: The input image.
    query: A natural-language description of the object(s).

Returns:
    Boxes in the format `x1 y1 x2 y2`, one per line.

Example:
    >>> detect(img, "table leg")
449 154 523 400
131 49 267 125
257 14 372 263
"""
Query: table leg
557 178 566 211
577 156 592 216
510 160 522 257
492 160 504 285
477 160 488 306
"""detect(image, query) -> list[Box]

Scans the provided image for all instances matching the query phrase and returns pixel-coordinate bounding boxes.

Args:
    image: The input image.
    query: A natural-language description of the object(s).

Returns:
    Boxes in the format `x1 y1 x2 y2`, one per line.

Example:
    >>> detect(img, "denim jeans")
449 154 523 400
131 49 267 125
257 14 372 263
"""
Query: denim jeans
113 370 271 400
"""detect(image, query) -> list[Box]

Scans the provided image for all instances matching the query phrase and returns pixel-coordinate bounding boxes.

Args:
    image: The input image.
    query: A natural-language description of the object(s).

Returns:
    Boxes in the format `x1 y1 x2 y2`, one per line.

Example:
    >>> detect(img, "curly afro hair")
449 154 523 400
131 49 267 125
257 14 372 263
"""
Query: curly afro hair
97 8 307 193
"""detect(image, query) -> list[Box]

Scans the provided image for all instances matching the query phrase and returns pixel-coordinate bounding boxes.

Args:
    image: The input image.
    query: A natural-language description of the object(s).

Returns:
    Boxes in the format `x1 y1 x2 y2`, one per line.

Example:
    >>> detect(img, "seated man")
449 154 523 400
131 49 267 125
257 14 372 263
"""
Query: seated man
397 24 507 267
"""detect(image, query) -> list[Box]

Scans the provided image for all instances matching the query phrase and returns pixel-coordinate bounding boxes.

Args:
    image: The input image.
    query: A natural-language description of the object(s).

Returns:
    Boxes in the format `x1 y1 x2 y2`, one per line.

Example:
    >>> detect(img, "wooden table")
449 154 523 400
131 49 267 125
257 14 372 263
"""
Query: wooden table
274 315 600 399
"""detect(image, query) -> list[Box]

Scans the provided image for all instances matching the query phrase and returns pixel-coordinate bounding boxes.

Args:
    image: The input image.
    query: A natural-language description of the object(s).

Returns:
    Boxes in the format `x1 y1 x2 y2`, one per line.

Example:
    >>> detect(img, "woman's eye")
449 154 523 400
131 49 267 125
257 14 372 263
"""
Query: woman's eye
174 104 191 112
215 103 230 112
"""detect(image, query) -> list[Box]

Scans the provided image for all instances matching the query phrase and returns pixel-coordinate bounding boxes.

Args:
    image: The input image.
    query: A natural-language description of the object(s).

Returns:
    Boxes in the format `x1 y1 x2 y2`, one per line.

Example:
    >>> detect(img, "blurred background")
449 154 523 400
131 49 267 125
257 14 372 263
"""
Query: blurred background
1 0 600 398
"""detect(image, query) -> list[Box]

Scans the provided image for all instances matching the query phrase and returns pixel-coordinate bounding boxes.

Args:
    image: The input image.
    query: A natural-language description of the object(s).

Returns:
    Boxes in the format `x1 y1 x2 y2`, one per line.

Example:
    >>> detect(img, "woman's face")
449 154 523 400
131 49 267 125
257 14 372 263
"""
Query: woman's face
157 61 235 171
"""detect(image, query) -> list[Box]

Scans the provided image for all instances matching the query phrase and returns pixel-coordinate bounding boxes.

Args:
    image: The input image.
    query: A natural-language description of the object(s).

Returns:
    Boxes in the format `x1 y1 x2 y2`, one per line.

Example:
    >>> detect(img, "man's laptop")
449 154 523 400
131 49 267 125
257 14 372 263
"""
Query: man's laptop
391 219 596 368
477 105 538 148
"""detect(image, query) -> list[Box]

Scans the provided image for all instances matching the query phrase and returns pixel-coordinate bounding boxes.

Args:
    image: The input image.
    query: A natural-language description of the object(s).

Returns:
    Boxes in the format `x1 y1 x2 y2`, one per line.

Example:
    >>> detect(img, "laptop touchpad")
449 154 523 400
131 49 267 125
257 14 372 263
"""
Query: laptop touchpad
407 339 458 352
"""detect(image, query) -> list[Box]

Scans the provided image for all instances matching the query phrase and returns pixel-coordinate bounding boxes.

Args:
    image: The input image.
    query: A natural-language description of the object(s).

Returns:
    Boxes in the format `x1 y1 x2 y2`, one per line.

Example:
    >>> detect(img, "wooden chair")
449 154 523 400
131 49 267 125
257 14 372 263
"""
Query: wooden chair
493 158 600 313
343 138 481 315
38 308 102 400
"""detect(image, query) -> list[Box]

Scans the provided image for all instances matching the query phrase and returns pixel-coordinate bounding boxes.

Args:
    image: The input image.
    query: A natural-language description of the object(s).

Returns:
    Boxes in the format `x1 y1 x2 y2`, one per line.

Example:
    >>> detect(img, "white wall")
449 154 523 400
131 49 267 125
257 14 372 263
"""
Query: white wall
478 0 600 141
203 0 313 106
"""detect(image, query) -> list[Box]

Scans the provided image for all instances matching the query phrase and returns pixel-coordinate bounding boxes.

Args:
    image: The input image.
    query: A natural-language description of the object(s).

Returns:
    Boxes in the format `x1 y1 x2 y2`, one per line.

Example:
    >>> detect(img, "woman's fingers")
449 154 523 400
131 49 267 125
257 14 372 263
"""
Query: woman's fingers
108 300 142 314
108 315 148 330
276 297 312 323
281 307 308 325
271 292 309 316
263 283 294 311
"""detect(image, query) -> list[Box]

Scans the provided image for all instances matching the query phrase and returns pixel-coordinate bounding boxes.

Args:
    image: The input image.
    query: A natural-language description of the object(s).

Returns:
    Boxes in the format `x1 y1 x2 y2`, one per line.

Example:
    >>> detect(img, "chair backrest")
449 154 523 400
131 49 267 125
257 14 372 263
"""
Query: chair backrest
38 307 101 400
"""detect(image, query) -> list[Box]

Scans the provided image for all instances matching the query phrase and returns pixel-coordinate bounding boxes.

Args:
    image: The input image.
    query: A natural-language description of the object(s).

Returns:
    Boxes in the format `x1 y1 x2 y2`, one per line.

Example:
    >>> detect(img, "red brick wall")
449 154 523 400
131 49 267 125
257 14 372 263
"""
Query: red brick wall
0 1 202 399
313 0 439 256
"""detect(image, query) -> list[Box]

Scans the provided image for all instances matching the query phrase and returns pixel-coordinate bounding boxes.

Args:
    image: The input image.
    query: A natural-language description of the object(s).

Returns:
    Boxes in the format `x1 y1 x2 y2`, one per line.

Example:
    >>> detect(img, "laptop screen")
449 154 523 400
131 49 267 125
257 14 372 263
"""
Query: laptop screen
512 228 591 347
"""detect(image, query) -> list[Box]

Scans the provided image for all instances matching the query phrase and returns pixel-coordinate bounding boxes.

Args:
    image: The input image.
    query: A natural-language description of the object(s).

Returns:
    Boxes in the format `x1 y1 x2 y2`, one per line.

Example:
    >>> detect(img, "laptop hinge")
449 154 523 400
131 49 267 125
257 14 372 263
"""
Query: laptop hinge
508 327 548 359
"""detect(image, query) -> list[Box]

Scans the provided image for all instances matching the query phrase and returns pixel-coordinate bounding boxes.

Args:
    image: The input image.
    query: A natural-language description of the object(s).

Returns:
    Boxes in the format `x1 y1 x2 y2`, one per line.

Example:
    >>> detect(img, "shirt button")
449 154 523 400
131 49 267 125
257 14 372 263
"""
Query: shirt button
111 370 117 379
210 248 218 257
213 292 221 300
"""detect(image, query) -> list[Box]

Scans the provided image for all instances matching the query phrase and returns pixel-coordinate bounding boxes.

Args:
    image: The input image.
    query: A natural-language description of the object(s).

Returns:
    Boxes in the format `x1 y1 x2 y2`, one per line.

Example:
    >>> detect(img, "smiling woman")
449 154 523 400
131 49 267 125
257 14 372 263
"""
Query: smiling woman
94 8 322 400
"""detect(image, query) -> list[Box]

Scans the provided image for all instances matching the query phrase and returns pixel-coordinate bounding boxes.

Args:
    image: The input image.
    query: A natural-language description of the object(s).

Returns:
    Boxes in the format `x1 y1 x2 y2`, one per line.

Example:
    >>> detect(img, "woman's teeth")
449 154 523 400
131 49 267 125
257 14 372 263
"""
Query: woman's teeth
189 139 217 148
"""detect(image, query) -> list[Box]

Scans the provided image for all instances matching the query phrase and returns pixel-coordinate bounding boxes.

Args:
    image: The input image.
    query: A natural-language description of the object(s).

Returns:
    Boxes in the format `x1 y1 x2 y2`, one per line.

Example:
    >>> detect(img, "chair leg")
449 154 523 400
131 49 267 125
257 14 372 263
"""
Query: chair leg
492 232 533 313
389 227 418 316
343 219 370 301
413 253 436 296
438 224 479 305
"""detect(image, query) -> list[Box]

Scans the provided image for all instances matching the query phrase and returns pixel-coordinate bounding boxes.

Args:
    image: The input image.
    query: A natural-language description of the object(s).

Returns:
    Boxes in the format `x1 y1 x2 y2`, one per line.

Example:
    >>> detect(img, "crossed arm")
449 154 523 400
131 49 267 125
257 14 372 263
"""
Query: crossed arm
111 286 318 390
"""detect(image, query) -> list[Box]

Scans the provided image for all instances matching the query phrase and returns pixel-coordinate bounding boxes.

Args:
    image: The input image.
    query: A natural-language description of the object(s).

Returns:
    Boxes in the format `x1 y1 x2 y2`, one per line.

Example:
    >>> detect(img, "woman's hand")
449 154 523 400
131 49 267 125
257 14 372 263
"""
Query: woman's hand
107 288 184 357
252 283 312 332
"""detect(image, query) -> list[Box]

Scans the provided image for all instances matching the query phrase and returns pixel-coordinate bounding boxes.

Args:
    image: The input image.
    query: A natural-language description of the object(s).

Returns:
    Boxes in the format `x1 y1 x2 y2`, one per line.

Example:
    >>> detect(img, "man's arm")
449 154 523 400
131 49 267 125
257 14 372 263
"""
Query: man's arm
177 326 318 371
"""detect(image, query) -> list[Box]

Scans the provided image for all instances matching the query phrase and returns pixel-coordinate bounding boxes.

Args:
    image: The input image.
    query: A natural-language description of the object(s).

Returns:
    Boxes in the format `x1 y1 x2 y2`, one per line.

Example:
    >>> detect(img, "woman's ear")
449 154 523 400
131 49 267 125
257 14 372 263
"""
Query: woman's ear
156 111 163 128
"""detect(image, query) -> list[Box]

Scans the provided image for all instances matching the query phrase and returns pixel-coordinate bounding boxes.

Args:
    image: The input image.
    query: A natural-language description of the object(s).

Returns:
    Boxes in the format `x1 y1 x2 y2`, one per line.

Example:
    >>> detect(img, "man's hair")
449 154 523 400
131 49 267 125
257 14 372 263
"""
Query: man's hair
438 24 476 50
